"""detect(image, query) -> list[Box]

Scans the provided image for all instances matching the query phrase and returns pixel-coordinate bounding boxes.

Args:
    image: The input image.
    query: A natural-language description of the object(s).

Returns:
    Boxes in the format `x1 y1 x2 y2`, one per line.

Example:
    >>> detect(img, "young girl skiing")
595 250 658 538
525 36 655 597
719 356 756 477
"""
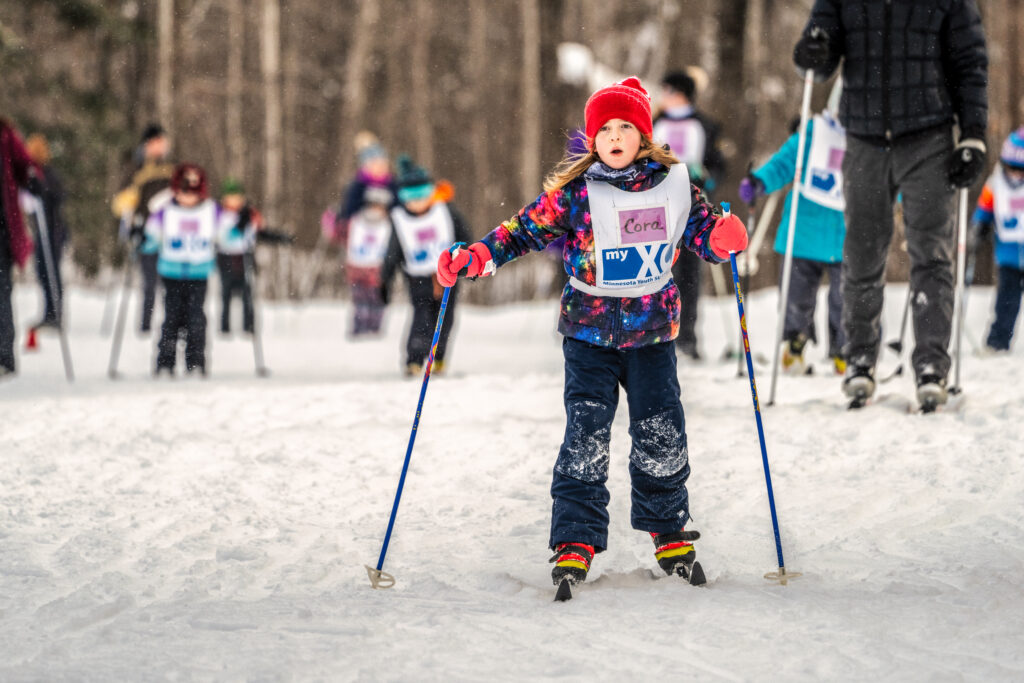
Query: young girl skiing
345 185 393 337
739 105 847 375
381 156 471 376
145 163 220 376
437 77 748 594
972 127 1024 352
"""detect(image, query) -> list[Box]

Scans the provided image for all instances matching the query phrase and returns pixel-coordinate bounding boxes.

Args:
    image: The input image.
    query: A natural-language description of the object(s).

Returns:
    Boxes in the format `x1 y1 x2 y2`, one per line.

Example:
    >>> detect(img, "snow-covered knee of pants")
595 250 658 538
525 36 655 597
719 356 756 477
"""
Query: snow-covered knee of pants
550 337 690 551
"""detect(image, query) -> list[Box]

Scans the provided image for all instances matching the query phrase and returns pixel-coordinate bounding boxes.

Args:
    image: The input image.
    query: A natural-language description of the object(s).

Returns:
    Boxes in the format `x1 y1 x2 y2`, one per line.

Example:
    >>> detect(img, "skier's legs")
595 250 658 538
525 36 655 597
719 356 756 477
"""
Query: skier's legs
672 249 702 357
986 266 1024 350
140 252 159 332
217 254 233 333
893 129 956 379
157 278 186 370
621 341 690 534
550 337 621 552
184 279 208 372
240 271 254 334
826 262 846 356
405 276 435 366
841 136 897 369
0 251 15 373
782 257 824 344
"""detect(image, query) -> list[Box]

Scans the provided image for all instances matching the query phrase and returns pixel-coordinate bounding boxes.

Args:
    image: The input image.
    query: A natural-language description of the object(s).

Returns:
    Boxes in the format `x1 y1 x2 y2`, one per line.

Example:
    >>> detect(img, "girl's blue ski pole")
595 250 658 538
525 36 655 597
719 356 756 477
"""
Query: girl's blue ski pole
722 202 800 585
366 283 453 589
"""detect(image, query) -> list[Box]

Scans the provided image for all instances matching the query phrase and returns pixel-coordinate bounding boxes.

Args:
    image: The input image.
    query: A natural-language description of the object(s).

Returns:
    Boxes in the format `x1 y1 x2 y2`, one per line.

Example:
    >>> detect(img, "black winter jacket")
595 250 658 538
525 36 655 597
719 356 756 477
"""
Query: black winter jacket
799 0 987 143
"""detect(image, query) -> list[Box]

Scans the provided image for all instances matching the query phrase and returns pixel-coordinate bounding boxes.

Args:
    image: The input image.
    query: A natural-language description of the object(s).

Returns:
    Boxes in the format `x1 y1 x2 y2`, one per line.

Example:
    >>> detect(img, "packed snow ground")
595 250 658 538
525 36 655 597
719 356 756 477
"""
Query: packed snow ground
2 278 1023 681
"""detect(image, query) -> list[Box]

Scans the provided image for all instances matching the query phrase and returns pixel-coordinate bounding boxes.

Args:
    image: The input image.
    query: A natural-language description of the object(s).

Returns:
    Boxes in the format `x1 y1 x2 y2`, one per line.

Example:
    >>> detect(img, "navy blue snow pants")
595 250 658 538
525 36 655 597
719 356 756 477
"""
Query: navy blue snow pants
550 337 690 552
986 265 1024 350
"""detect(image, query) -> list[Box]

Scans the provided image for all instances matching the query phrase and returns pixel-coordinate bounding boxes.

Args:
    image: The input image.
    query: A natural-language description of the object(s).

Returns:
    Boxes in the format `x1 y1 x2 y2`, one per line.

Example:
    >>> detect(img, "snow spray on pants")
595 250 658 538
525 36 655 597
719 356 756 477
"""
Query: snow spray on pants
550 337 690 551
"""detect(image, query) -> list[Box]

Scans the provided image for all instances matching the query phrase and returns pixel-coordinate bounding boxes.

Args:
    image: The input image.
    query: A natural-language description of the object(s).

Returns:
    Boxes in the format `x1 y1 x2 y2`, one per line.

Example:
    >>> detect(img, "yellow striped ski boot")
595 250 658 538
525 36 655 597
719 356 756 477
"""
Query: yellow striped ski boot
550 543 594 601
651 529 706 585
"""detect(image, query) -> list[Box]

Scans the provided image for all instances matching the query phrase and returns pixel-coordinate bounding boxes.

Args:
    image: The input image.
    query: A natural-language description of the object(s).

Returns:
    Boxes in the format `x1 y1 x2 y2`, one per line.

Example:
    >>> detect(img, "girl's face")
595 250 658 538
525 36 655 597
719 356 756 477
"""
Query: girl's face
175 189 201 208
593 118 642 169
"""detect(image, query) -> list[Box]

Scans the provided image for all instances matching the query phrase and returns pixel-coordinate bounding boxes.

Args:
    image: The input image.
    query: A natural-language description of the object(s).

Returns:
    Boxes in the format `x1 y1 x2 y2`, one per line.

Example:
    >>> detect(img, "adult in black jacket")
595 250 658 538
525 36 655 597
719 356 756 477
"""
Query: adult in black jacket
794 0 988 410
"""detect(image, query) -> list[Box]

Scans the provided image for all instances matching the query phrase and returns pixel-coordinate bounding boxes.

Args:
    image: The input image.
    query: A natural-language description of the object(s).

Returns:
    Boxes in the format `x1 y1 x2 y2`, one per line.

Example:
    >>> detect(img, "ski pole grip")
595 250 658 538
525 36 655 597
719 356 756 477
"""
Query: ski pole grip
721 201 731 218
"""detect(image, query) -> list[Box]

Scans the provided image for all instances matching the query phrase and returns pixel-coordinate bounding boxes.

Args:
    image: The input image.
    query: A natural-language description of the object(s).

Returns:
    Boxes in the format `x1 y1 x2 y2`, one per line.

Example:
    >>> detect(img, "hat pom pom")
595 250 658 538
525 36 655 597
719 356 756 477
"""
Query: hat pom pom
619 76 649 99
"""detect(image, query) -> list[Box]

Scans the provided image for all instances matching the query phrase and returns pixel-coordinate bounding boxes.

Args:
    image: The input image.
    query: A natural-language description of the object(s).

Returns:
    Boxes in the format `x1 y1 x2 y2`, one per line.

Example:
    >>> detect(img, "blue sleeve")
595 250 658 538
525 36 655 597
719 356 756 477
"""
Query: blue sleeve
751 121 814 195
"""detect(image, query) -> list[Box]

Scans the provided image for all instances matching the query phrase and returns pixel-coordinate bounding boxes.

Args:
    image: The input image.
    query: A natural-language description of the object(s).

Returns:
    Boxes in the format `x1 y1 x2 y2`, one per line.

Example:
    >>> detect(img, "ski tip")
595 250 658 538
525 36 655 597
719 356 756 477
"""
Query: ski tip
688 561 707 586
554 579 573 602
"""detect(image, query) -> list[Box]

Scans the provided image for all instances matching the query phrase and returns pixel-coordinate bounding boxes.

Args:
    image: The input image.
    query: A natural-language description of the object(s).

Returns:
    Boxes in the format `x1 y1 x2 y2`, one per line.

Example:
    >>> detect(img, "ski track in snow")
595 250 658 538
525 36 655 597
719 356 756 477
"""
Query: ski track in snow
1 283 1023 681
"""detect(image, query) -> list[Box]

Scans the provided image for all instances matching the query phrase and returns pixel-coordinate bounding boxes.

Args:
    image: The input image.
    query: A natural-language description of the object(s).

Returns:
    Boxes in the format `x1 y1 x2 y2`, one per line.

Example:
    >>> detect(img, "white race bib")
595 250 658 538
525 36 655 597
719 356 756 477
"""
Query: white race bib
800 113 846 211
573 164 691 298
347 211 392 267
991 170 1024 244
653 118 707 169
391 202 455 277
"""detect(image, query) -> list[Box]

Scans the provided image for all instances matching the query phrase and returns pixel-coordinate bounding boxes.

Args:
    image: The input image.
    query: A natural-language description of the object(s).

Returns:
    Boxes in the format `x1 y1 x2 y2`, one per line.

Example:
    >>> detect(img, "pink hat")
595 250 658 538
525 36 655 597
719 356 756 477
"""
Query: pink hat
583 76 653 148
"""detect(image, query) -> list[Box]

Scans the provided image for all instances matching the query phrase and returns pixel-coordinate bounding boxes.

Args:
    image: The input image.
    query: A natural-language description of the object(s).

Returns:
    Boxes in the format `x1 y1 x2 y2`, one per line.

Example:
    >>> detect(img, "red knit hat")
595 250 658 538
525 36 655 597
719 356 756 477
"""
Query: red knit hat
583 76 653 148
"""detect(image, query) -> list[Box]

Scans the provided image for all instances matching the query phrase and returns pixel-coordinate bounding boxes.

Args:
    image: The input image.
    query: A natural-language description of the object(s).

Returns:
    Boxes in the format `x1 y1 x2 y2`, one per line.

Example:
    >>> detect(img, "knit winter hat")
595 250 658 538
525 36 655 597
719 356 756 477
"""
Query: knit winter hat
220 177 246 197
141 123 166 144
171 163 208 198
358 142 388 167
394 155 434 203
1000 128 1024 169
584 76 653 148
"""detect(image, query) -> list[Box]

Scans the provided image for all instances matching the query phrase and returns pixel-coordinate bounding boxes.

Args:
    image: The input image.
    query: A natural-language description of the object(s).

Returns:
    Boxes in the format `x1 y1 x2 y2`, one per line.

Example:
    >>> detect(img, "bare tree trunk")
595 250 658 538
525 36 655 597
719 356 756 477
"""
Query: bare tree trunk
743 0 767 158
469 1 491 235
410 0 435 169
338 0 380 186
520 0 541 202
226 0 245 180
157 0 174 134
261 0 283 226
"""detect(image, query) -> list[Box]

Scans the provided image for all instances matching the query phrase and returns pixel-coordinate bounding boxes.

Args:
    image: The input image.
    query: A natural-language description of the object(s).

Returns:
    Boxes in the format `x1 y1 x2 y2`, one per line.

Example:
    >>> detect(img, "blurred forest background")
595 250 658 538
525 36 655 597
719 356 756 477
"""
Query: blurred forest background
0 0 1017 301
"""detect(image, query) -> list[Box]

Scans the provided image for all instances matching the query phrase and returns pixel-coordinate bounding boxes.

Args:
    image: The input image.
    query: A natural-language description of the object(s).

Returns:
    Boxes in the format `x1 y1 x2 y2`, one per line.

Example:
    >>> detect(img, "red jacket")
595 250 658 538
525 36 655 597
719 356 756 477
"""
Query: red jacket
1 121 36 267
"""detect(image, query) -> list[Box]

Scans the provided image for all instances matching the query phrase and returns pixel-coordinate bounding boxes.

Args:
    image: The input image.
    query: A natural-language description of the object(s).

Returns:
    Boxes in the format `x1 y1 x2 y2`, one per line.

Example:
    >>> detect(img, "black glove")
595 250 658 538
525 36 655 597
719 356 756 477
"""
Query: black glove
236 205 253 230
948 139 987 189
793 27 831 71
25 174 44 197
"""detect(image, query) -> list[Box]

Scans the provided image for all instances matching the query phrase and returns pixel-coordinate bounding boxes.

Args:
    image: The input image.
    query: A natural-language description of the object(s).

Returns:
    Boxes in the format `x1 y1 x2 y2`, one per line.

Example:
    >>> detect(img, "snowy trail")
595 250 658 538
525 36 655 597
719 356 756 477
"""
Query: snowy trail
2 282 1023 680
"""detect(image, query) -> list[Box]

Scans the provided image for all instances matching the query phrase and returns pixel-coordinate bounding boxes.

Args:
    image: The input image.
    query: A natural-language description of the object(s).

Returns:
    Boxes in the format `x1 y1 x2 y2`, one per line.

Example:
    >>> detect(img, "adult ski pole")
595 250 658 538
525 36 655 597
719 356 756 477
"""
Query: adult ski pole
768 68 815 406
723 203 801 585
950 187 969 394
21 191 74 381
108 240 139 379
879 286 912 384
366 284 453 589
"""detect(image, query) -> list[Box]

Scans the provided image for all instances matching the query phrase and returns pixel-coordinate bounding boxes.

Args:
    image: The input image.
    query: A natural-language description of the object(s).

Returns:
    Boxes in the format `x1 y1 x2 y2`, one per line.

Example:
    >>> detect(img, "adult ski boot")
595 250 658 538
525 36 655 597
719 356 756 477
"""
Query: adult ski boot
651 529 705 585
550 542 594 601
843 364 875 409
916 373 948 413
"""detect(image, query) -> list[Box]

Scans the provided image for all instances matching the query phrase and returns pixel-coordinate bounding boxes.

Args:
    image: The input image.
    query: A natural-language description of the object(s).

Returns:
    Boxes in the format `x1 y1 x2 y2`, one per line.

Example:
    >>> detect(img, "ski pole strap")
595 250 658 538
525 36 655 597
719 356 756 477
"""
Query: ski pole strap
448 241 474 274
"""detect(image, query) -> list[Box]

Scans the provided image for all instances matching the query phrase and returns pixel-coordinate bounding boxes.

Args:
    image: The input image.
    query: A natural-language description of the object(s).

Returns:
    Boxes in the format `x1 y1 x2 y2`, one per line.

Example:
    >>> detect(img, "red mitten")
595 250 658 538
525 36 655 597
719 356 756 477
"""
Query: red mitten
436 242 494 287
709 214 748 259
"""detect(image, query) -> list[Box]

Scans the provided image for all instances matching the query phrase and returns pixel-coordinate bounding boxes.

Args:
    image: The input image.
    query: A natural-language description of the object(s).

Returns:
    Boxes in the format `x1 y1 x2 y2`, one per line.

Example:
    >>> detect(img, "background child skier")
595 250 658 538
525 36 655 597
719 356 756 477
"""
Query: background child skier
653 70 727 361
380 156 471 376
972 127 1024 352
145 163 220 376
437 77 748 592
216 179 260 335
345 184 393 337
739 103 847 374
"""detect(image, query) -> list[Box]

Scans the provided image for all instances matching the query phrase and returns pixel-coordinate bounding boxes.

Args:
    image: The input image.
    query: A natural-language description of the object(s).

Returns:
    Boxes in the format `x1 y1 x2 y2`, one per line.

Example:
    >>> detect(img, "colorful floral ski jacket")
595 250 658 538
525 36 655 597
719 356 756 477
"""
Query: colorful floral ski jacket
480 159 723 349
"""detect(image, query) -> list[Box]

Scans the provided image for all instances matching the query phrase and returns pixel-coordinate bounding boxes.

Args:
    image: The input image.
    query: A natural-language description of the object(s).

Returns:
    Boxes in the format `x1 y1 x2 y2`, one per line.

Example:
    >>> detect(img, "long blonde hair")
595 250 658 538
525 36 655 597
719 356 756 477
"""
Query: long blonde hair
542 135 679 193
